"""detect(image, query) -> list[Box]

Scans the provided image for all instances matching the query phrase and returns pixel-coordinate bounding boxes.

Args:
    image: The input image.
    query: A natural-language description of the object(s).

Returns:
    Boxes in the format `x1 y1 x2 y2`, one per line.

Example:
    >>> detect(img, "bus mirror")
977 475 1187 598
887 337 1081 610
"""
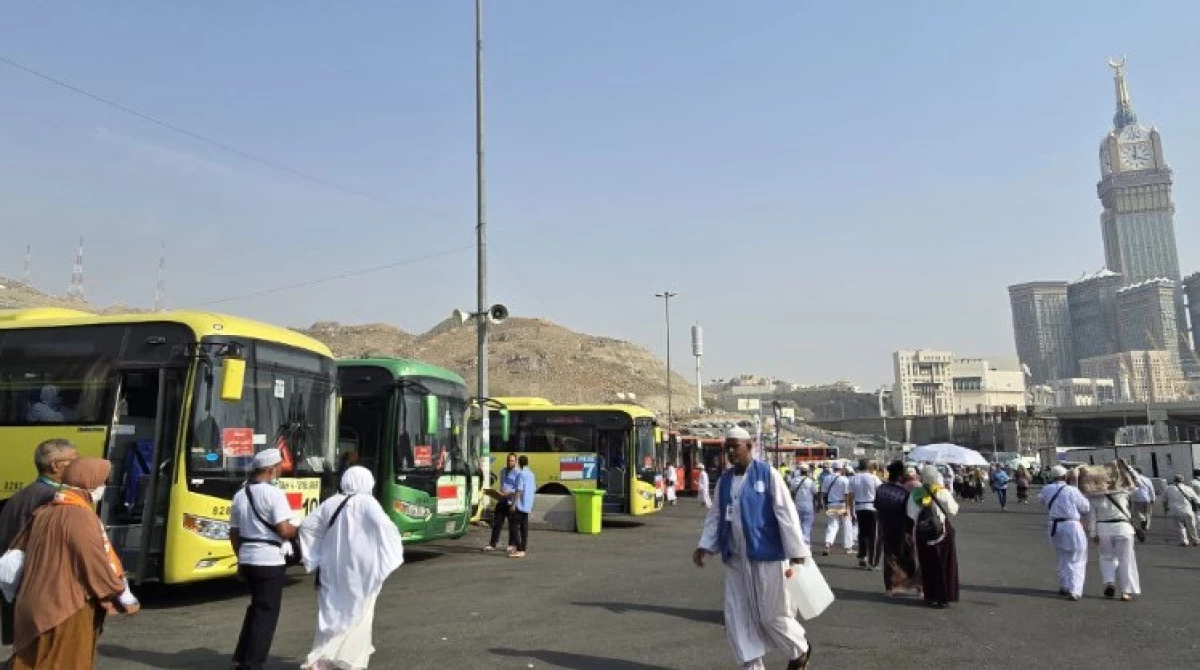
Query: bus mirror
220 359 246 402
499 409 511 442
423 395 439 435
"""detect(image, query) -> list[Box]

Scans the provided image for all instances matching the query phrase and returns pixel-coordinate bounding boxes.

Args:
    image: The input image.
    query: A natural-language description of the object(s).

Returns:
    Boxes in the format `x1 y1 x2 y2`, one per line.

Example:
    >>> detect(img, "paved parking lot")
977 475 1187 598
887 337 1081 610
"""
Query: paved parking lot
93 494 1200 669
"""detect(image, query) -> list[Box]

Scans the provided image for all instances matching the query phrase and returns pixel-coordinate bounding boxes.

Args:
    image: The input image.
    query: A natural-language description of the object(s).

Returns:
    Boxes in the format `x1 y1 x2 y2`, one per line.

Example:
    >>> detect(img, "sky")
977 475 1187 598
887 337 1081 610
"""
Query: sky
2 1 1200 389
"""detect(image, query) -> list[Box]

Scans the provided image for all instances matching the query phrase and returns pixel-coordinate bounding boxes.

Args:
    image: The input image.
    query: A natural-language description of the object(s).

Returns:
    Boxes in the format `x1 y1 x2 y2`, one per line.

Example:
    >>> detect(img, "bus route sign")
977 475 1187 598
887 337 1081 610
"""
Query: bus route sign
559 455 597 480
278 477 322 517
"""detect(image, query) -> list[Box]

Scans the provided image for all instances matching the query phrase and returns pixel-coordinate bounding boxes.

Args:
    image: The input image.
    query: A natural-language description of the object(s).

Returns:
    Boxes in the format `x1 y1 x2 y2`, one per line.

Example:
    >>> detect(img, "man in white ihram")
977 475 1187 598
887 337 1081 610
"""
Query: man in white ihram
1130 467 1156 532
694 427 813 670
1039 465 1091 601
822 463 854 556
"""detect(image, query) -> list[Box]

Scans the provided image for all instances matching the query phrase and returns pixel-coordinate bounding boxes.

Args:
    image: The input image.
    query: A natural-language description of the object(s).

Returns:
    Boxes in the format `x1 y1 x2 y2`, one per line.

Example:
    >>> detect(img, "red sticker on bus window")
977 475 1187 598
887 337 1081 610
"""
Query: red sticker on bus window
414 445 433 467
222 428 254 457
285 492 302 510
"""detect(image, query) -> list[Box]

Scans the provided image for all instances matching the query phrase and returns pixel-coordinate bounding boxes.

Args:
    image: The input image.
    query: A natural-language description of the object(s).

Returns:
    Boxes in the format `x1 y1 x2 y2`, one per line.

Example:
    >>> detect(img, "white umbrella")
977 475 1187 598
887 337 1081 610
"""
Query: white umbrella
907 443 989 466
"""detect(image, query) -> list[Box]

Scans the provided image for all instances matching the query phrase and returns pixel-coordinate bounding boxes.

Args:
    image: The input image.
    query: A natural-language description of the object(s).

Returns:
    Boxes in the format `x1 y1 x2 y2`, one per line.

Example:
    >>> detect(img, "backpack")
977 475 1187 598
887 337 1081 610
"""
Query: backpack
914 487 947 544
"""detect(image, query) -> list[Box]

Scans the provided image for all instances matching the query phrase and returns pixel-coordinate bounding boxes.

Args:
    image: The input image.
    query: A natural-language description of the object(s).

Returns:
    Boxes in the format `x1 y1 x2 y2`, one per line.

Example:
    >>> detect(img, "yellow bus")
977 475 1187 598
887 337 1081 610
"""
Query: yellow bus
488 398 663 515
0 308 338 584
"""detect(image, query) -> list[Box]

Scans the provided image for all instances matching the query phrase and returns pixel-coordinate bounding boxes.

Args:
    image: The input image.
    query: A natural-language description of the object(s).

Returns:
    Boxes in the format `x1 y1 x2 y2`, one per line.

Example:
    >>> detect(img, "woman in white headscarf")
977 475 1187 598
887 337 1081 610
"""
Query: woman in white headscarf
299 466 404 670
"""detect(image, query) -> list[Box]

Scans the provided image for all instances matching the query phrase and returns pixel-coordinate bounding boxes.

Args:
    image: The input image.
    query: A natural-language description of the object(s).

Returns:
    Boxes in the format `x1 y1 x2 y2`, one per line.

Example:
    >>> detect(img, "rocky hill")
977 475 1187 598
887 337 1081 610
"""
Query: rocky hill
297 317 698 414
0 279 89 310
0 277 697 415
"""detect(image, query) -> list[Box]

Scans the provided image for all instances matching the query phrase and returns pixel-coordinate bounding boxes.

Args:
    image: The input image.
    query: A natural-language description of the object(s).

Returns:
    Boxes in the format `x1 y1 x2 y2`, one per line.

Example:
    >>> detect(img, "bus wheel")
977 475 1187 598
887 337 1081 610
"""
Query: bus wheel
537 483 571 497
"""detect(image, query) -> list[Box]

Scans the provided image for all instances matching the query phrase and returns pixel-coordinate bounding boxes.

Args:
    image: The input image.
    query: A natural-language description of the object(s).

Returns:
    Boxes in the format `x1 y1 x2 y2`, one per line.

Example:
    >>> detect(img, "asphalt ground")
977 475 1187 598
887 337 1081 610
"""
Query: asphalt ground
81 491 1200 669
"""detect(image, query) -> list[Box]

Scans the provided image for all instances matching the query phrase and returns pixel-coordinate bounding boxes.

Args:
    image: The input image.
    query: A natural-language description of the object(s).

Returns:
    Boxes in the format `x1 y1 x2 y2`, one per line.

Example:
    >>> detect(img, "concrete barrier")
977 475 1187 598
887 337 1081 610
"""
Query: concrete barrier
528 493 575 532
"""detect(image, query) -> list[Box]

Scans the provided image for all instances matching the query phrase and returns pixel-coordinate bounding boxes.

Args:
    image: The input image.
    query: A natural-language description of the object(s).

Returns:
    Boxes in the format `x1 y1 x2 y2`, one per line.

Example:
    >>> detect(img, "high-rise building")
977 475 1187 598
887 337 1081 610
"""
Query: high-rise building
1182 271 1200 353
892 349 954 416
1095 57 1188 357
1068 269 1123 364
1008 281 1076 383
1079 350 1184 402
1115 279 1180 371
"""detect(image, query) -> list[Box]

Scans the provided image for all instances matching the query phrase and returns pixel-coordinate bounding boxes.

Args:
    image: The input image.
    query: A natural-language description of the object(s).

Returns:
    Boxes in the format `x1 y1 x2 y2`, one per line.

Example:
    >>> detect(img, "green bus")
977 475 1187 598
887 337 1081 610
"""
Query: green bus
335 357 481 543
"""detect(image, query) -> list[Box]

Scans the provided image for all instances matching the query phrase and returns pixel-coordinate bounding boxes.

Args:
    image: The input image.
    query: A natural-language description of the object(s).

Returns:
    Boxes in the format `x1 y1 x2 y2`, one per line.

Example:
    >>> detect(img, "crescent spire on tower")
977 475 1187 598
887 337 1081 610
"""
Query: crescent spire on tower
1109 54 1138 129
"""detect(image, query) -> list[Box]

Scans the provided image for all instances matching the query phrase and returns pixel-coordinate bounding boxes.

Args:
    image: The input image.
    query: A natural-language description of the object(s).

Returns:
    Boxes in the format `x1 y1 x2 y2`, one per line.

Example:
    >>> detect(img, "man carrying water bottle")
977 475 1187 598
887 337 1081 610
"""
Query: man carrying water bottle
694 427 814 670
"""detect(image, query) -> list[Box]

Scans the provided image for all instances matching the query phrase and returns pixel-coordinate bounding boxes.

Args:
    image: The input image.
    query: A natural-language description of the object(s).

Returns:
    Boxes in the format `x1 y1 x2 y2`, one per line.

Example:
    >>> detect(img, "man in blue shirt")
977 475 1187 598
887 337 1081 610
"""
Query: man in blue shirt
510 455 536 558
991 465 1011 512
695 427 814 670
484 452 521 552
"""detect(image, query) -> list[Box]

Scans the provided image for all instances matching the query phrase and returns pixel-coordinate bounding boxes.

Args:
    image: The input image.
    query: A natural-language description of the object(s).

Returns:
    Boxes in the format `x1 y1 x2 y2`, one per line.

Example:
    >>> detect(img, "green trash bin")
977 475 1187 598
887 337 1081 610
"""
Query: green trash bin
571 488 605 534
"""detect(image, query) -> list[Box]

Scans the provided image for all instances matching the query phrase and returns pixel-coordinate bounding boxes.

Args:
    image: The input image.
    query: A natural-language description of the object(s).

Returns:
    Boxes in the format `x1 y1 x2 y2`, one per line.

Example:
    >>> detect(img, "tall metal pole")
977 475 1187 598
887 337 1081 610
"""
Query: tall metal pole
656 291 677 465
475 0 491 487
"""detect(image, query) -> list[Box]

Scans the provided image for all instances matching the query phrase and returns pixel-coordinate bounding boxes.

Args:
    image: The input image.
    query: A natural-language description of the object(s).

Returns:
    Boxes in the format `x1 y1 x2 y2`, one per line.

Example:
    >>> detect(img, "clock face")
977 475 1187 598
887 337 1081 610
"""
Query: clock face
1100 144 1112 176
1119 142 1153 171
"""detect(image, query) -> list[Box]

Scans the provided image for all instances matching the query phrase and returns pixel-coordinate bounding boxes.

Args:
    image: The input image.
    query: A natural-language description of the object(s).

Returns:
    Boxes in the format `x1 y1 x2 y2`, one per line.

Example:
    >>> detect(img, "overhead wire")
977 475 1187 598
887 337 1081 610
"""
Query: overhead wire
0 53 389 204
188 244 474 307
1 53 553 311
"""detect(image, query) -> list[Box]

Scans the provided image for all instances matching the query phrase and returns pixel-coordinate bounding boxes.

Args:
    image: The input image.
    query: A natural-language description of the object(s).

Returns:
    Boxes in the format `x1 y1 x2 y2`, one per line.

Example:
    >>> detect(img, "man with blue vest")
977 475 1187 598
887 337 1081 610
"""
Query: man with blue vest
694 427 813 670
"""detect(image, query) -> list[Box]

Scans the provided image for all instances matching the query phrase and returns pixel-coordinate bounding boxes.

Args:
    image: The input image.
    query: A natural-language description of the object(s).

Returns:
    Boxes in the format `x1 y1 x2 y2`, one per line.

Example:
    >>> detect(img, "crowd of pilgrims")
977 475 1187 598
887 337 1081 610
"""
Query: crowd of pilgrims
781 458 962 608
0 440 405 670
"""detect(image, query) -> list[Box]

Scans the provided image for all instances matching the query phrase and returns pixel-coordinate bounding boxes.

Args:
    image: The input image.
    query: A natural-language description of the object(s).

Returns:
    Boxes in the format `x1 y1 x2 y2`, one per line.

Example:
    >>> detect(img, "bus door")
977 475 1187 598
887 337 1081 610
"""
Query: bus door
102 367 185 583
597 429 628 513
336 396 386 481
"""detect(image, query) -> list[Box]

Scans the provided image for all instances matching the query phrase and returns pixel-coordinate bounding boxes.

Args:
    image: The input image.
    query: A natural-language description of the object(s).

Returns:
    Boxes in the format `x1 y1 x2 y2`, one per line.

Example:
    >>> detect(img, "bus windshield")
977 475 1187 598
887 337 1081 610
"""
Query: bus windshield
395 386 468 477
188 340 337 483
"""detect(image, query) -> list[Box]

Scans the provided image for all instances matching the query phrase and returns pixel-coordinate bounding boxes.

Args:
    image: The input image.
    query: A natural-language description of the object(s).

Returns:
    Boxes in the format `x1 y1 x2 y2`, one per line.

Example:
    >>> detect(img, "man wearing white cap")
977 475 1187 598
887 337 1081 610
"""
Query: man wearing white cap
822 462 854 557
1038 465 1091 601
229 448 302 670
695 427 813 670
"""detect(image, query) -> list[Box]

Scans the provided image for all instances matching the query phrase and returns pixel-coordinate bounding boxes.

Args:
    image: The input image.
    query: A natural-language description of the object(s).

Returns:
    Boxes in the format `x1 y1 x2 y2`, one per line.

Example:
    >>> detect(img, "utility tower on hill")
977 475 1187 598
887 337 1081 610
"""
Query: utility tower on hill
154 244 166 312
68 236 85 299
22 245 31 284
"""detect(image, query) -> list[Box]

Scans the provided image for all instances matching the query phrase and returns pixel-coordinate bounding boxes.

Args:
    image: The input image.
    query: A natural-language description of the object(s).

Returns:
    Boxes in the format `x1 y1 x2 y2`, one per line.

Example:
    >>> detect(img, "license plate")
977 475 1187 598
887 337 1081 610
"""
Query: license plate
444 521 456 533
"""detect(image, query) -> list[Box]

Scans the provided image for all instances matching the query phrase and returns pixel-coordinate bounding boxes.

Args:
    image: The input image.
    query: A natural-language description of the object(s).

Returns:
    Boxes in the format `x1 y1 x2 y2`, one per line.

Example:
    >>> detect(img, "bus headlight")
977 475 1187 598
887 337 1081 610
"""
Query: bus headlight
640 490 654 501
394 501 432 520
183 514 231 541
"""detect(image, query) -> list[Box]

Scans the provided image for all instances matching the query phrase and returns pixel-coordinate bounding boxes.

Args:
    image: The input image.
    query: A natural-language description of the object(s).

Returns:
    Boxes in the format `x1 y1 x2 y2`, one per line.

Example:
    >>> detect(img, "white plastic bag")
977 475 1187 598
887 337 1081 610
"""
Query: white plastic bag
0 549 26 603
784 559 834 620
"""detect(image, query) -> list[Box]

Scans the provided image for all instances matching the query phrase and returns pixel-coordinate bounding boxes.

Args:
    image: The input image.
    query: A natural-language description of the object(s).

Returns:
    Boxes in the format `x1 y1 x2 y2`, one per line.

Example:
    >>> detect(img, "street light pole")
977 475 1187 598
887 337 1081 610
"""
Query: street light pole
655 291 677 457
772 400 783 468
475 0 491 487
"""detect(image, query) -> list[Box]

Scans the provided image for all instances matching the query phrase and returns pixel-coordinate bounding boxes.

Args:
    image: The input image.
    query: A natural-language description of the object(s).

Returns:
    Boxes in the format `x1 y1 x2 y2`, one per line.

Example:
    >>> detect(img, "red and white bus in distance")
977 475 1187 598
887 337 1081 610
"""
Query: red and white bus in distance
763 443 841 467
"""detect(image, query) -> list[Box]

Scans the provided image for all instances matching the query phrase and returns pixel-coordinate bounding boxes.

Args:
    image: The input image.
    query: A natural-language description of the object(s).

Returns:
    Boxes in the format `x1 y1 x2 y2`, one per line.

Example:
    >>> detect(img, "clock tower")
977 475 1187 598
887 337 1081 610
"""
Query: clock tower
1097 56 1179 285
1096 56 1188 356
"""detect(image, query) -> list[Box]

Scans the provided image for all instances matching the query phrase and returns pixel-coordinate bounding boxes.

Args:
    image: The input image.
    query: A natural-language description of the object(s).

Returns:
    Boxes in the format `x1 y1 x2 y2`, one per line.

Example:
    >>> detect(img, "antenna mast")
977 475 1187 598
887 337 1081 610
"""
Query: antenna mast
155 243 166 311
68 236 85 299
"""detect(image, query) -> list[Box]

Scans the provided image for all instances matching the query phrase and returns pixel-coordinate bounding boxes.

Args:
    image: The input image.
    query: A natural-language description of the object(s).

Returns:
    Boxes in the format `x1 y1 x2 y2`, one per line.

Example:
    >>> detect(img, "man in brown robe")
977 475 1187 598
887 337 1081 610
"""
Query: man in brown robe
0 439 77 645
6 458 140 670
